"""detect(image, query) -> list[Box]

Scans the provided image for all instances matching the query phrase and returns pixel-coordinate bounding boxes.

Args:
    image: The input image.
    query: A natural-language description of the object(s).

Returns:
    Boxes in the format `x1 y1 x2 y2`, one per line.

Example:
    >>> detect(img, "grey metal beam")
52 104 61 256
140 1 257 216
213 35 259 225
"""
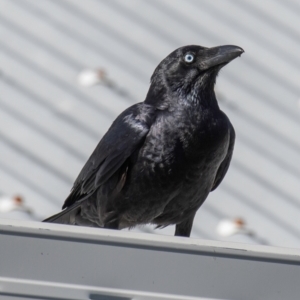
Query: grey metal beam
0 219 300 300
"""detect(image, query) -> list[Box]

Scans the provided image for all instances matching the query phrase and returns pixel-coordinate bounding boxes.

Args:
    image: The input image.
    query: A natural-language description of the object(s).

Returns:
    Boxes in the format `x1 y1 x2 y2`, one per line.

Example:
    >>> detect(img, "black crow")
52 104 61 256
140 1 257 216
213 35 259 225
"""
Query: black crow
44 45 243 237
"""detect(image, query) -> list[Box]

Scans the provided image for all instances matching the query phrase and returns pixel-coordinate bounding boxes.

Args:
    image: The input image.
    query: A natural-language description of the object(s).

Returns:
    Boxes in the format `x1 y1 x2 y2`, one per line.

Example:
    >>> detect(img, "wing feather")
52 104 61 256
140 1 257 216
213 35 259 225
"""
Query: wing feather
211 122 235 192
63 103 155 209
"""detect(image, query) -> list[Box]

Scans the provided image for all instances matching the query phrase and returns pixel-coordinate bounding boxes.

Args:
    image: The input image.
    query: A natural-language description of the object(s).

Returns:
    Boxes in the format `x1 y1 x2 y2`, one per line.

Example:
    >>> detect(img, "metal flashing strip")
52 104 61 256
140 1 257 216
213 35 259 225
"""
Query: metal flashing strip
0 219 300 300
0 276 209 300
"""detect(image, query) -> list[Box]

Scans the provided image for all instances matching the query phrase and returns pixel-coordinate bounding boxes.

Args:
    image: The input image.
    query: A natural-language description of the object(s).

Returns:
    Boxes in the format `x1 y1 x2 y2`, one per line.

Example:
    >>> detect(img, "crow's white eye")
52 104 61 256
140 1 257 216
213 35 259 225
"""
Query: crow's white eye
184 53 194 63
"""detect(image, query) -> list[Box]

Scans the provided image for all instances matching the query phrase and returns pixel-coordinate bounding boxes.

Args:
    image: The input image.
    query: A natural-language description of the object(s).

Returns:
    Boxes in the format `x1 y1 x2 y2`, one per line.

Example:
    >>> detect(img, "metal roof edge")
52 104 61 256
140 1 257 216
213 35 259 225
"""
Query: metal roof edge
1 218 299 263
1 218 300 299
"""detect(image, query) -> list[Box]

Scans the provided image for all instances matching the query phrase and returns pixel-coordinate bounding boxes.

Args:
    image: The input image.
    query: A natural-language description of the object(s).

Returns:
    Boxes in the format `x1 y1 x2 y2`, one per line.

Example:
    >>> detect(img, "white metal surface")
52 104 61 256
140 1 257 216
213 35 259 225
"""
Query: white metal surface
1 219 300 300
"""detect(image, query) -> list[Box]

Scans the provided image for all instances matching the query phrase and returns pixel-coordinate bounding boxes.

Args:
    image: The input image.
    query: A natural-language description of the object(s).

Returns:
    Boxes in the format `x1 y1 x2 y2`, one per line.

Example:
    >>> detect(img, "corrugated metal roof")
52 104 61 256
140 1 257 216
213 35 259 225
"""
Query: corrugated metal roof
0 0 300 247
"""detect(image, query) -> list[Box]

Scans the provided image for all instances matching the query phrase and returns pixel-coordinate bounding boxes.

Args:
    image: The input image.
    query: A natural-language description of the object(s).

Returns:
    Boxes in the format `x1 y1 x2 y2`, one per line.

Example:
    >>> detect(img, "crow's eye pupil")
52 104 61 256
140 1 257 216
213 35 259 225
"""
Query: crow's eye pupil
184 54 194 63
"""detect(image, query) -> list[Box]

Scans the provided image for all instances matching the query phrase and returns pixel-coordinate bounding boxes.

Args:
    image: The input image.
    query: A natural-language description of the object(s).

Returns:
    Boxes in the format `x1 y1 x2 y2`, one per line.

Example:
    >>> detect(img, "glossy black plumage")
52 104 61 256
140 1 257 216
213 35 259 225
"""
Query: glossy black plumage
44 45 243 237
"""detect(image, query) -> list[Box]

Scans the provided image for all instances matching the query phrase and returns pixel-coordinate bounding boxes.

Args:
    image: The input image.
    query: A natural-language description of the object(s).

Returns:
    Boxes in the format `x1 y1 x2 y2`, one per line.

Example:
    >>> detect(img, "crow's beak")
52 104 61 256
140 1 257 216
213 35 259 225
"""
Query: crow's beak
200 45 244 70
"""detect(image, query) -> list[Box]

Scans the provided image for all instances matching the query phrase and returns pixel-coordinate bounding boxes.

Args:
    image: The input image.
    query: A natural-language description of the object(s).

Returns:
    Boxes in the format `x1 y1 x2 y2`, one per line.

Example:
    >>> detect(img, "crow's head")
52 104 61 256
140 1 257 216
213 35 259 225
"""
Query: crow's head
146 45 243 108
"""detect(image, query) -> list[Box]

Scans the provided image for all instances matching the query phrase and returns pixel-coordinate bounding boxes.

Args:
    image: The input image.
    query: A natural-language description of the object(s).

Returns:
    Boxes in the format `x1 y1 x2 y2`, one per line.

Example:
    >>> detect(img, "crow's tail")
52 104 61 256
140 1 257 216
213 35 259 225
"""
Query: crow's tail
43 203 81 225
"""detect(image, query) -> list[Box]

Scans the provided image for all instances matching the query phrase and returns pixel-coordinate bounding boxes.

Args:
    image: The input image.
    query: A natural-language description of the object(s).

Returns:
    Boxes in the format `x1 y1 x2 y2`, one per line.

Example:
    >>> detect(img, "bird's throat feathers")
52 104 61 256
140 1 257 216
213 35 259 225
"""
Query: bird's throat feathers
145 70 219 111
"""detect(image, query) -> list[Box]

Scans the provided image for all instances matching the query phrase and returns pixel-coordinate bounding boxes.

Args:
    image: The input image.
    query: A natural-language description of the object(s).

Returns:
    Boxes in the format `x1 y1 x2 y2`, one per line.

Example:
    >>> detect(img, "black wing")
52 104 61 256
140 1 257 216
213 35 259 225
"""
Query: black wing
211 122 235 192
63 103 156 209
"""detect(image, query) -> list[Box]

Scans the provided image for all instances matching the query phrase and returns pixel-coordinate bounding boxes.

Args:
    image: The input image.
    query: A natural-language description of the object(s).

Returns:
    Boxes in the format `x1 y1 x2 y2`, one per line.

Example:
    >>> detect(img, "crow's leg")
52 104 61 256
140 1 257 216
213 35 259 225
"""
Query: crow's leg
174 213 196 237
